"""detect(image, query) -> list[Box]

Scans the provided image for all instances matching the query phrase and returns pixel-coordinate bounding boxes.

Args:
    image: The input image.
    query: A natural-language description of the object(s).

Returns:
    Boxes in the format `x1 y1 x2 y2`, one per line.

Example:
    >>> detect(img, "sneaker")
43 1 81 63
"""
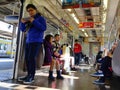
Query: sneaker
90 72 104 77
23 77 34 84
94 79 99 82
93 80 105 85
18 76 28 82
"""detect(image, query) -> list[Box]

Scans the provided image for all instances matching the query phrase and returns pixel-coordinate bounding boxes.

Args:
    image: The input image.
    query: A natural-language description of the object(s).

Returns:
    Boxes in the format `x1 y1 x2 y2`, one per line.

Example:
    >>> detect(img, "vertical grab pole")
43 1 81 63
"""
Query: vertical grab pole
13 0 24 79
107 24 114 50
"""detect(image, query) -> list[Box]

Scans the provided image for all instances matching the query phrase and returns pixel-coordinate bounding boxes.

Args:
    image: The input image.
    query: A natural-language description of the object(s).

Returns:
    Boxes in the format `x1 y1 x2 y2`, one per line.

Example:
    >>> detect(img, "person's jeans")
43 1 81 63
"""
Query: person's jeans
25 42 42 78
74 53 81 65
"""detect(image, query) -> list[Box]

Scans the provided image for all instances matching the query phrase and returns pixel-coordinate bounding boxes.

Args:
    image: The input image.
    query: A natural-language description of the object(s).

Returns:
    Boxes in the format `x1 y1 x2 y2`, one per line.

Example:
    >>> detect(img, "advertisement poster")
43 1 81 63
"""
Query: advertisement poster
78 22 94 28
62 0 101 9
81 0 101 8
62 0 80 9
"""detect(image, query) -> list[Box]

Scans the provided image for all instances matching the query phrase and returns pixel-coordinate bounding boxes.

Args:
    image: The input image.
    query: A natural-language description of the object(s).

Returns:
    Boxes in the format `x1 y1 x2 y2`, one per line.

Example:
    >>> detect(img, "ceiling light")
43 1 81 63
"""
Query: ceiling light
71 13 75 17
103 0 108 9
102 13 107 23
82 29 84 31
73 17 79 24
102 25 105 31
84 32 88 37
71 13 79 24
67 9 72 12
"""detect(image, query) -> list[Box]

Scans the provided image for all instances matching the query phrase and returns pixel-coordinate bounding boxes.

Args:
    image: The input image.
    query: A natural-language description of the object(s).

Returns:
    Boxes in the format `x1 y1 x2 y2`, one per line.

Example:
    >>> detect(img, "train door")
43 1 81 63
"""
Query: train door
0 24 17 81
0 0 25 81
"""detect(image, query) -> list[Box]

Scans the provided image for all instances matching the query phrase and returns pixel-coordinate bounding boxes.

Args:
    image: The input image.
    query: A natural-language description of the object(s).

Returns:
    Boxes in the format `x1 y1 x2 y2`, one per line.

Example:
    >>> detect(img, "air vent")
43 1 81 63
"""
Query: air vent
0 2 9 5
87 16 93 21
91 29 97 37
0 0 16 5
84 9 91 16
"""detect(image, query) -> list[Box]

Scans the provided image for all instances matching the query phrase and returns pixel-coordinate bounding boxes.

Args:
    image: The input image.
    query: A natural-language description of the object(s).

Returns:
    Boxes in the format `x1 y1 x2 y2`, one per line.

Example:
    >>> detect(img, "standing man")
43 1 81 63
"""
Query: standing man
73 39 82 65
18 4 46 84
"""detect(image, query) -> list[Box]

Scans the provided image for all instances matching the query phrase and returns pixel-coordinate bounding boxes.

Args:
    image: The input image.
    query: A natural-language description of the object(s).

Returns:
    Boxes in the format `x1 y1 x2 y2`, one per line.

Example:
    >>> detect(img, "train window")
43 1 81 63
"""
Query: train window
4 44 7 50
1 44 4 50
0 44 1 50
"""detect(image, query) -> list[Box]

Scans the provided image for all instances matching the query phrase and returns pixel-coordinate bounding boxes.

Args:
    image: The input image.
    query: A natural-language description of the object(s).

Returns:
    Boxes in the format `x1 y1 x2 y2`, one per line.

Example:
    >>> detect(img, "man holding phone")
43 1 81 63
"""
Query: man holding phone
18 4 47 84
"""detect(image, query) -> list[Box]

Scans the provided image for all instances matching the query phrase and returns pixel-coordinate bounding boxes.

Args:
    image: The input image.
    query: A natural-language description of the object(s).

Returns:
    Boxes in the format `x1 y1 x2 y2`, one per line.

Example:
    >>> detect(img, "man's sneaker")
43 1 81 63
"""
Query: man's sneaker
94 79 99 82
93 80 105 85
23 77 34 84
18 76 28 82
90 72 104 77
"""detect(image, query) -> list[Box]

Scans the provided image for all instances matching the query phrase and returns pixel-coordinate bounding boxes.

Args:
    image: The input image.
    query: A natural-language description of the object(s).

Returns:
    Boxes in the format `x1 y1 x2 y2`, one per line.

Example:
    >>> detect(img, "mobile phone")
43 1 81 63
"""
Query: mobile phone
23 17 31 21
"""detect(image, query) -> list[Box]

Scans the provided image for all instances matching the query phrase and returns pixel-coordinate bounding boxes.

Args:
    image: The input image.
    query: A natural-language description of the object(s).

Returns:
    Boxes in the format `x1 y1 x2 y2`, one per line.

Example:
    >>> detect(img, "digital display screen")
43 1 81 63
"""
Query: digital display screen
4 15 19 23
5 15 19 20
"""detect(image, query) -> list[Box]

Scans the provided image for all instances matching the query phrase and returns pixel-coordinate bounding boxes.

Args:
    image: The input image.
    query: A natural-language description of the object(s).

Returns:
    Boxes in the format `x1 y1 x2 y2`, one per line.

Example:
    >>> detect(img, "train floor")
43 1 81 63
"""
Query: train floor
0 64 120 90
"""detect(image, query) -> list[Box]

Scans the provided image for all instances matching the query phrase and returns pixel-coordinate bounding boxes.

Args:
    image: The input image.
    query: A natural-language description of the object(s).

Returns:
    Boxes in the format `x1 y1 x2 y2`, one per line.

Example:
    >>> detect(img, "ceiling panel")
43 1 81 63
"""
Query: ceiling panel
105 0 119 37
90 7 100 16
0 0 118 42
0 0 17 5
93 16 101 22
79 16 86 22
75 8 85 16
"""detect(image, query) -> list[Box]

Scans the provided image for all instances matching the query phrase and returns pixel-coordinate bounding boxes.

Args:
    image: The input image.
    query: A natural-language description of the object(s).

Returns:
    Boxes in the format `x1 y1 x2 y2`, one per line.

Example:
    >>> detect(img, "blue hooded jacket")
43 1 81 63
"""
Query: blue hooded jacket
20 13 47 43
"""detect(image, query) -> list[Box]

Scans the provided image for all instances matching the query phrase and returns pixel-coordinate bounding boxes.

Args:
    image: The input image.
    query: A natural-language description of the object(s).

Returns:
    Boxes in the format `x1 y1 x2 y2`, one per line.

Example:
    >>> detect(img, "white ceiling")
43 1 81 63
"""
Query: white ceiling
105 0 120 35
30 0 103 37
0 0 119 42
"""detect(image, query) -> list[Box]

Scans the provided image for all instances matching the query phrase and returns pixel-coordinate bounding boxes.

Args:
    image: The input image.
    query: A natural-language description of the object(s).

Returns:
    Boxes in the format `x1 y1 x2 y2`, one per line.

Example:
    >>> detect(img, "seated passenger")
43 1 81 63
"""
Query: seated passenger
60 44 77 72
90 51 104 77
93 49 113 85
95 51 103 66
53 34 68 75
43 34 64 81
43 37 52 66
84 55 89 65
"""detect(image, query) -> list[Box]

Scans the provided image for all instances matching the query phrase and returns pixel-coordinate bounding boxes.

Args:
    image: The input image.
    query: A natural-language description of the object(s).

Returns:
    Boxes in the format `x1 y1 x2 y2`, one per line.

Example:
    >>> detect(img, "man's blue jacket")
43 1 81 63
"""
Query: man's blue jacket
20 13 47 43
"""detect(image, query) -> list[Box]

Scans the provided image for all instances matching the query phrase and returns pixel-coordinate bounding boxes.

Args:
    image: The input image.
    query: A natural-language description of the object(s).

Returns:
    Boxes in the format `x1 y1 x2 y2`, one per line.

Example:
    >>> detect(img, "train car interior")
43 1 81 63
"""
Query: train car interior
0 0 120 90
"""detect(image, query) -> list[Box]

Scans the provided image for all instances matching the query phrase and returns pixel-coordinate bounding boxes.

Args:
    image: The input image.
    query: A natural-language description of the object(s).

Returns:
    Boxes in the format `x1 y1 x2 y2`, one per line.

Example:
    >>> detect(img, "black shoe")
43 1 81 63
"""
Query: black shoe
62 71 69 75
18 76 28 82
48 71 55 81
23 77 34 84
56 76 64 80
71 67 77 71
48 76 55 81
56 70 64 80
